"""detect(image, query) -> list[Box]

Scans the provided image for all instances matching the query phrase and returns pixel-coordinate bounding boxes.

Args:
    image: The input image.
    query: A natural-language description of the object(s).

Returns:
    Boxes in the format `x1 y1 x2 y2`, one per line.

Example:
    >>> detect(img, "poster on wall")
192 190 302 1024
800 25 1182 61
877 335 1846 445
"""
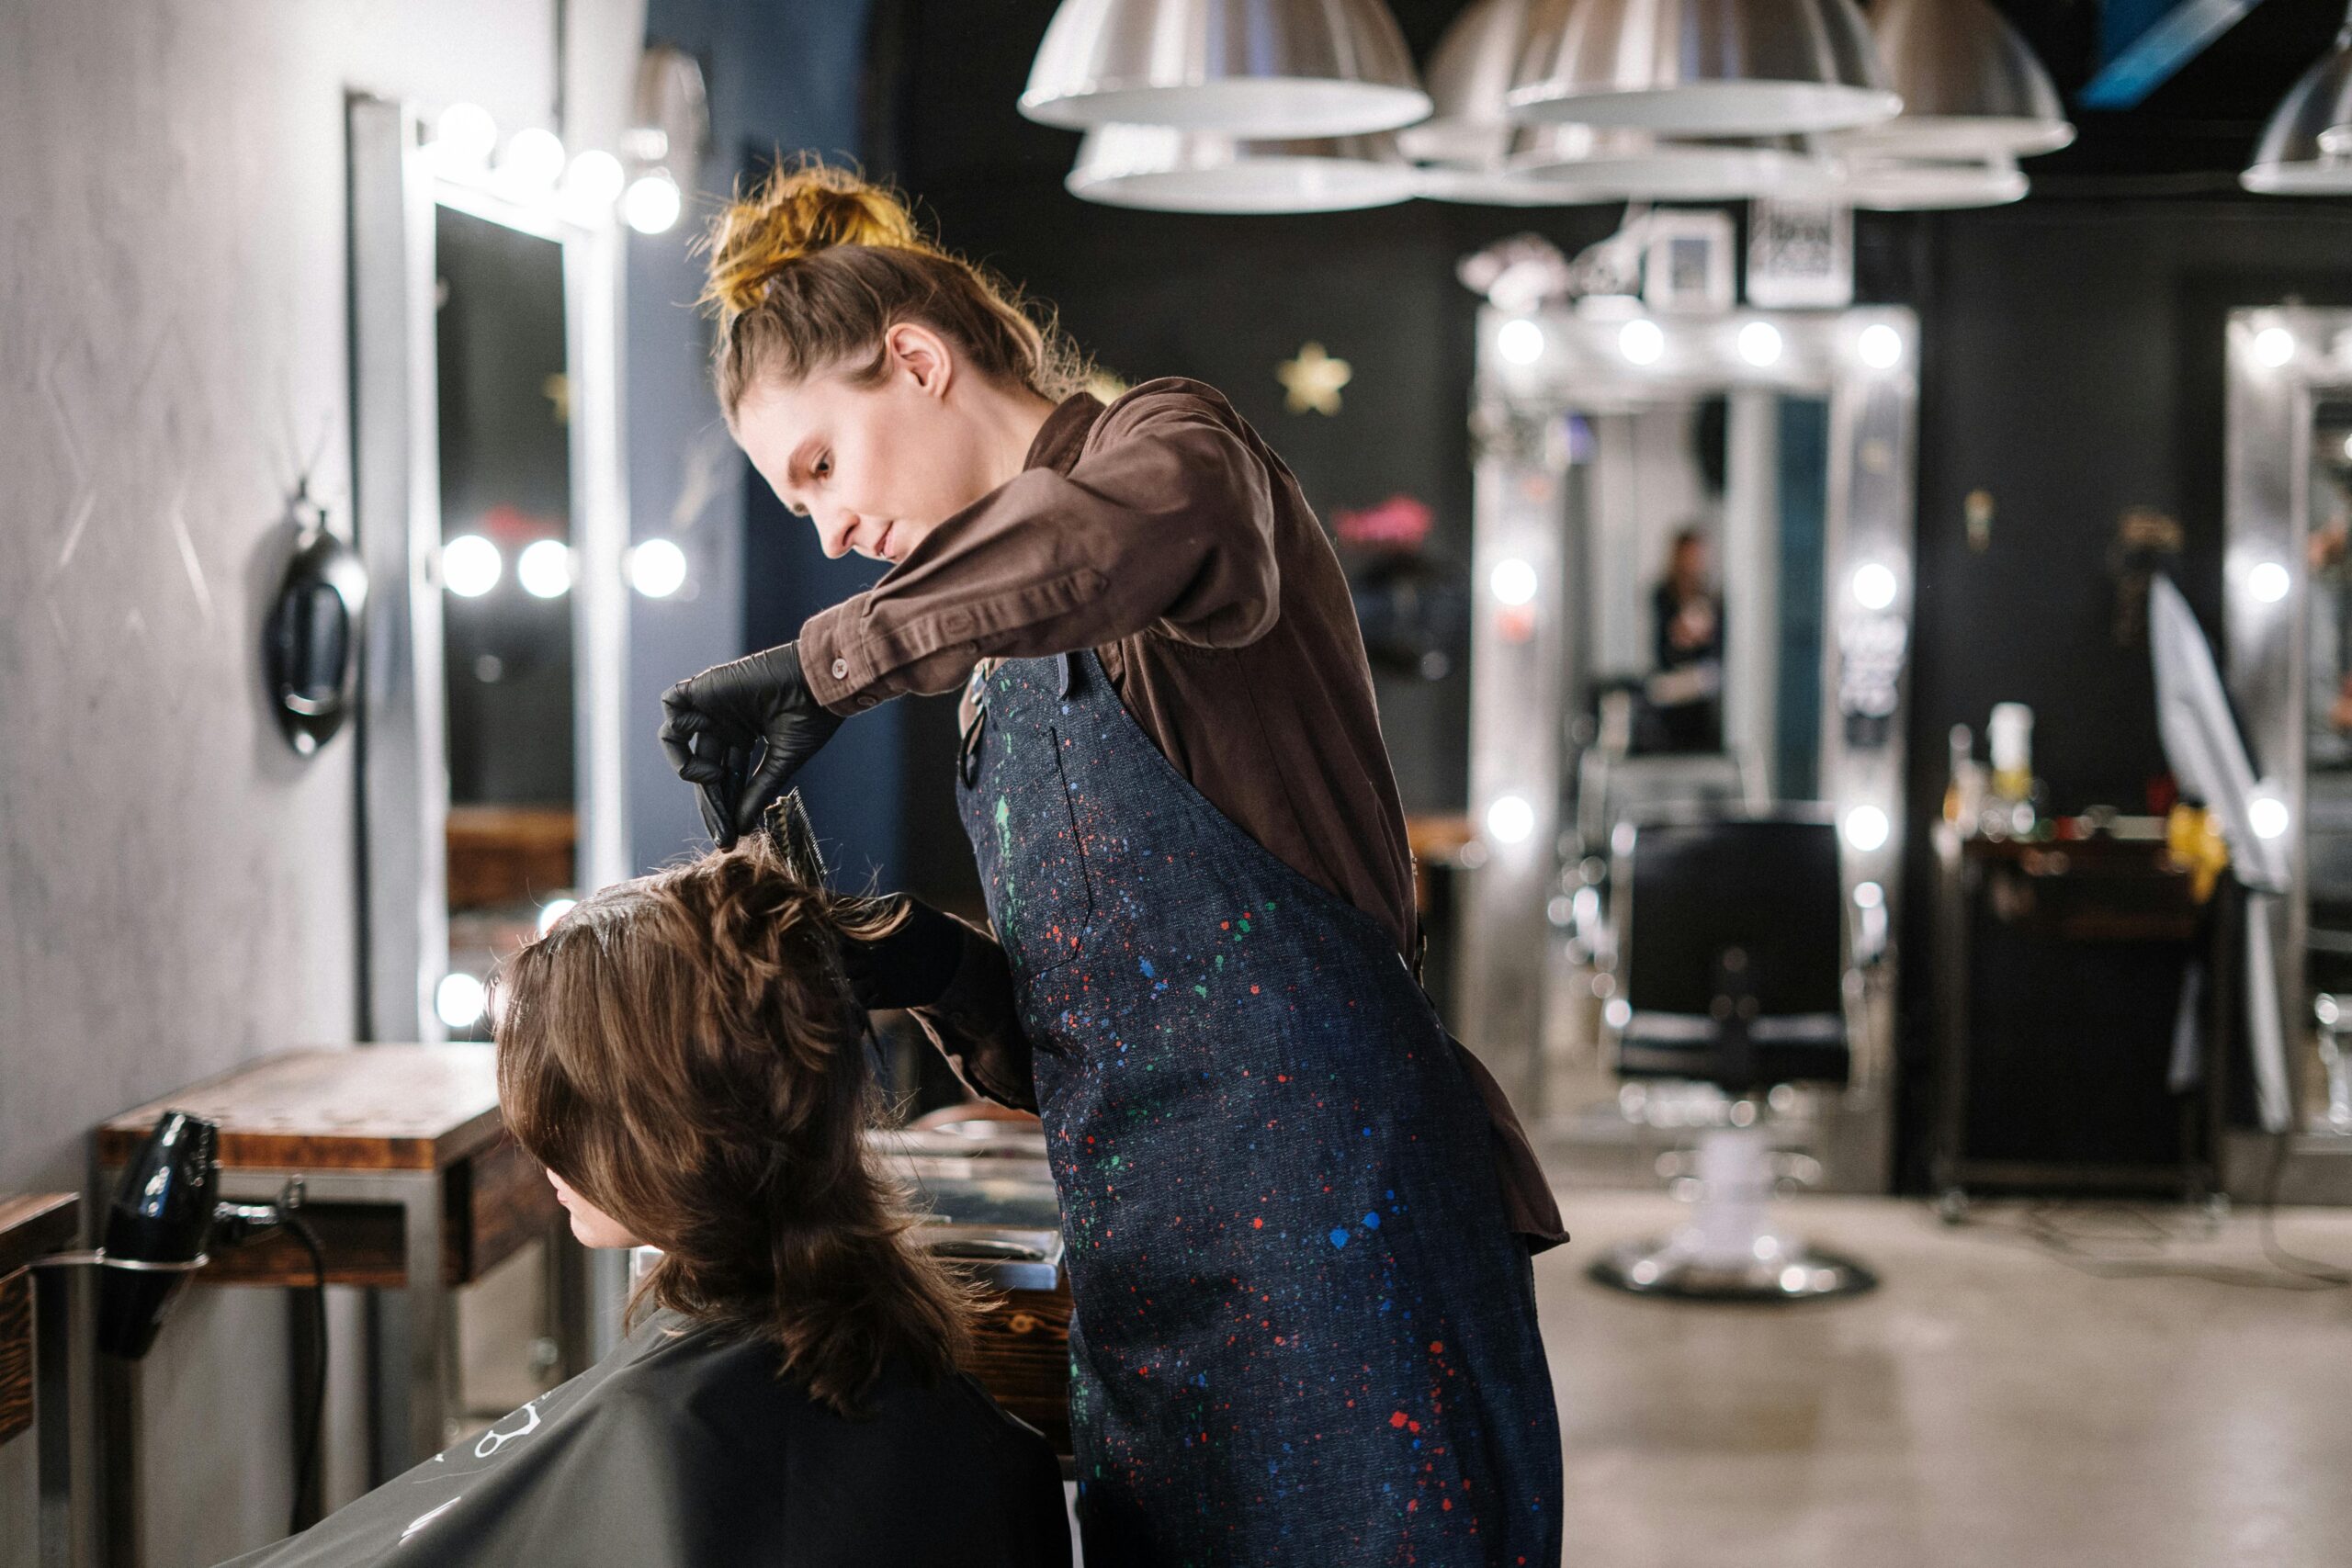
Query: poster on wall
1747 198 1854 310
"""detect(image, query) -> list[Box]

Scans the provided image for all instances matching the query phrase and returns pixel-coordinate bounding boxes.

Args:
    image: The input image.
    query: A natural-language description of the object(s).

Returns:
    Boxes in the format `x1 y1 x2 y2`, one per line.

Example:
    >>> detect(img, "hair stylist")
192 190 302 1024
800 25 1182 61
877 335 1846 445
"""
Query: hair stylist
659 165 1567 1568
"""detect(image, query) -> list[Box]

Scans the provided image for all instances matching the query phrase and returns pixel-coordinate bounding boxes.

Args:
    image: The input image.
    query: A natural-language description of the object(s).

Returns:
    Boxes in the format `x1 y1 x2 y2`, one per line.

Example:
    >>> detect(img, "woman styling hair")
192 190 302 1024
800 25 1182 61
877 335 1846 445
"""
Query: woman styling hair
214 822 1068 1568
659 163 1567 1567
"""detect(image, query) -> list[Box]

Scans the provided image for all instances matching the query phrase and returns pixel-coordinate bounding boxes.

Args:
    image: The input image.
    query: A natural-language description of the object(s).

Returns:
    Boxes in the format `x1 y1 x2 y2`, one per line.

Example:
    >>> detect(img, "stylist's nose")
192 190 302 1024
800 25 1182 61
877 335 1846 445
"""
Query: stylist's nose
815 509 859 559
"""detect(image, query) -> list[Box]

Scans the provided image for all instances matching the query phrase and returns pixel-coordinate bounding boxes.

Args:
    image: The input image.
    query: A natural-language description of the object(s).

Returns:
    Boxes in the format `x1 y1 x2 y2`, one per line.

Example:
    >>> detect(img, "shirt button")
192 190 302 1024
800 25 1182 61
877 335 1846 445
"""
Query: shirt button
831 658 849 680
855 694 878 710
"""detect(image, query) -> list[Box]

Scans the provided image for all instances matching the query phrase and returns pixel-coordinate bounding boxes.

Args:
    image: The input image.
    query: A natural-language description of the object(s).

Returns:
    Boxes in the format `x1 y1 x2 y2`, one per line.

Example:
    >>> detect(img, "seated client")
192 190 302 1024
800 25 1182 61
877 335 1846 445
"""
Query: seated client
217 829 1068 1568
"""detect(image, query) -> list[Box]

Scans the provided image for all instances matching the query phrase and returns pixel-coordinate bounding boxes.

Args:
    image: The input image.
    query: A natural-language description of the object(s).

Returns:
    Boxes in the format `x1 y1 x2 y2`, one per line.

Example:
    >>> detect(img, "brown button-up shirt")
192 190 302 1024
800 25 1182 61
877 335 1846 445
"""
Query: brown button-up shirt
801 378 1564 1249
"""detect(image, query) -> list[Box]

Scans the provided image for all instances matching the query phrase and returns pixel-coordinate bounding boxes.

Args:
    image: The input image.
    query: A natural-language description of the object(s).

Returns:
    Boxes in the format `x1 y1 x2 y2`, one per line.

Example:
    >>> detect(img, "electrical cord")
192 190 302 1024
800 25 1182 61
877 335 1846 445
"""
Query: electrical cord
281 1212 330 1535
2256 1127 2352 1288
1932 1153 2352 1292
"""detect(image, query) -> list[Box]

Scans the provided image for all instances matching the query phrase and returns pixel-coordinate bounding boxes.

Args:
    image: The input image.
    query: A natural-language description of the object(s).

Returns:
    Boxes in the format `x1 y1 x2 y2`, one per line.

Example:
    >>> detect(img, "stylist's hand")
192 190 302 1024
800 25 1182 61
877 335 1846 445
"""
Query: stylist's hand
658 642 844 848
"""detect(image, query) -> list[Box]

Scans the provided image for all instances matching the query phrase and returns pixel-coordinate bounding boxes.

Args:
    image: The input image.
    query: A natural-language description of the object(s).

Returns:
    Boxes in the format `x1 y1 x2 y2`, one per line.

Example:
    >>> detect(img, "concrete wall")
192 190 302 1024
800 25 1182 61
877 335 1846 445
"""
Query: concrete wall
0 3 641 1562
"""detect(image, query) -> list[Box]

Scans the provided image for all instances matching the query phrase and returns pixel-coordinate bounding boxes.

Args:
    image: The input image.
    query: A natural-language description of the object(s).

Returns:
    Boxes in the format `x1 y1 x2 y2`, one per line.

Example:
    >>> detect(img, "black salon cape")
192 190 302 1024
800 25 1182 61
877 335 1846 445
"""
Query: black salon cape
215 1310 1069 1568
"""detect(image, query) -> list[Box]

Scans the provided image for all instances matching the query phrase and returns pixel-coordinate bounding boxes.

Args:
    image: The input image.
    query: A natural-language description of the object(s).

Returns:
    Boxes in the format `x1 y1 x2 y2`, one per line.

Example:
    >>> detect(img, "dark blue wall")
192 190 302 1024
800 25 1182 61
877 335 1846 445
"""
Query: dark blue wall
624 0 880 879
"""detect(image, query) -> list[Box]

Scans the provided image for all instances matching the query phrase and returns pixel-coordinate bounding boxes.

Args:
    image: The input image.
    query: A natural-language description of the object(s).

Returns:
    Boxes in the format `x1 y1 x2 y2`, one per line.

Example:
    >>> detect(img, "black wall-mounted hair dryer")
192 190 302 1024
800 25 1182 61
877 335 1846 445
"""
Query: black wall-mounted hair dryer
96 1111 293 1359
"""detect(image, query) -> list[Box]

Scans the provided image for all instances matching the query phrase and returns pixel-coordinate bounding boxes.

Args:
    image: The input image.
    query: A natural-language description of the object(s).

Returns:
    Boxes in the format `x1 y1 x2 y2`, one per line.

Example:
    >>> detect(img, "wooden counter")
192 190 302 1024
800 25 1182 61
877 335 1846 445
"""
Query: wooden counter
96 1047 571 1475
0 1193 77 1451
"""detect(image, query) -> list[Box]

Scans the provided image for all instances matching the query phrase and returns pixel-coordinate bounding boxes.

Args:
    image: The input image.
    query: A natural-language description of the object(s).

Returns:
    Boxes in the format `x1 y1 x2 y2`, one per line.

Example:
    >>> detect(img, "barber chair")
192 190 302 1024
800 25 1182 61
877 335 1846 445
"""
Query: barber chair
1564 739 1761 970
1574 742 1758 864
1589 809 1877 1301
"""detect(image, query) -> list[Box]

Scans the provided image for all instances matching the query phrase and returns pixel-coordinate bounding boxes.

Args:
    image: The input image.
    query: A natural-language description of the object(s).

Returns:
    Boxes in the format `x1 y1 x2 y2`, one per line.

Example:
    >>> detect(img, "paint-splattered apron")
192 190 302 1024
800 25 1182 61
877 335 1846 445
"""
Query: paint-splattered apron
956 648 1562 1567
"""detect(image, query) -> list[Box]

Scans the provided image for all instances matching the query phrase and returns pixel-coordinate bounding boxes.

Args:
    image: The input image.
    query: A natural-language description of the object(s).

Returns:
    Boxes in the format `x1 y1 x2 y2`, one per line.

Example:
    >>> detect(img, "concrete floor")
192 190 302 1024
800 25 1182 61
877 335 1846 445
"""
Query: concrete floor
1540 1190 2352 1568
456 1187 2352 1567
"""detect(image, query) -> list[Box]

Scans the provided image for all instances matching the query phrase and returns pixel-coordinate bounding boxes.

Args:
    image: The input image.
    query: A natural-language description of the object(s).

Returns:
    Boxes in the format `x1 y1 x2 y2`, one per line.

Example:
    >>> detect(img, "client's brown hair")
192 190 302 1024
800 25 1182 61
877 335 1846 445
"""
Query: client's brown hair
492 836 978 1415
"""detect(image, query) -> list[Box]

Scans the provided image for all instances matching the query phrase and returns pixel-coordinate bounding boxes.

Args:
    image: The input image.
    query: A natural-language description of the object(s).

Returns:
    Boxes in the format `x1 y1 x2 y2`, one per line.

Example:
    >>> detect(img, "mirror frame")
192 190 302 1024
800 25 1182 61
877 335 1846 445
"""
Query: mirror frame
1459 303 1917 1192
2224 306 2352 1193
348 95 631 1048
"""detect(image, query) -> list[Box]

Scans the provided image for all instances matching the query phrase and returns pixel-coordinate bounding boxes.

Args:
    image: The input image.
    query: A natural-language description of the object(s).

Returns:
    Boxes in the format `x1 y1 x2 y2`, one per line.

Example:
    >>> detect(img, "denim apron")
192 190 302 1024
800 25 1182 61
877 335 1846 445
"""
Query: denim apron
956 649 1563 1567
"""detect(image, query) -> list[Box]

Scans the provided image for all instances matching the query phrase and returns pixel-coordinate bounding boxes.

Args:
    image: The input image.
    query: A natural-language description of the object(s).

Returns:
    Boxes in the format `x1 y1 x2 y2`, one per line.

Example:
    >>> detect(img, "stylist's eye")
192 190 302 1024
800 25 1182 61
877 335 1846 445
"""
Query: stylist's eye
814 454 831 481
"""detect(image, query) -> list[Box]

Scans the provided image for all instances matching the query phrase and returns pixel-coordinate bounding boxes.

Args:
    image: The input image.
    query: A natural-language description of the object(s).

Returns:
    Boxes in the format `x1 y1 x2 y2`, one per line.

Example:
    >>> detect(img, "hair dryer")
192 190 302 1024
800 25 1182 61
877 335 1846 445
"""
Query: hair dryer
96 1111 293 1359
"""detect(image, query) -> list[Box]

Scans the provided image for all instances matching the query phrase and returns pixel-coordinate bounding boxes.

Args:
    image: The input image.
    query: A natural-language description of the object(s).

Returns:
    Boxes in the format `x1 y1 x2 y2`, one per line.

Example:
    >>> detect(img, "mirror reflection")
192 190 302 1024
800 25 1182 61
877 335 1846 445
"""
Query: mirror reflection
435 204 578 1036
1555 388 1841 1075
1569 394 1826 804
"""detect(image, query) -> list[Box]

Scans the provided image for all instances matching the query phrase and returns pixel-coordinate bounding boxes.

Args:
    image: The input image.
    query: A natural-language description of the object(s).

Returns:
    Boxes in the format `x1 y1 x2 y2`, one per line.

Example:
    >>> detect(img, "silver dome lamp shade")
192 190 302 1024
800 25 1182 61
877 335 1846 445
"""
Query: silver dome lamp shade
1506 0 1901 137
1067 124 1418 211
1022 0 1431 139
1397 0 1539 167
1416 126 1617 204
1834 0 2072 158
2242 6 2352 195
1498 127 1841 201
1833 149 2027 208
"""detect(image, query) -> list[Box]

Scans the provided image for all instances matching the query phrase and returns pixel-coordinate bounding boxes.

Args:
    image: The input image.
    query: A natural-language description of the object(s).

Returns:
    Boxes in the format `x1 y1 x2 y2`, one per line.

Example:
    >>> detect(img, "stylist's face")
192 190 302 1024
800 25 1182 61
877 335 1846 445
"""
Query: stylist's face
734 322 993 567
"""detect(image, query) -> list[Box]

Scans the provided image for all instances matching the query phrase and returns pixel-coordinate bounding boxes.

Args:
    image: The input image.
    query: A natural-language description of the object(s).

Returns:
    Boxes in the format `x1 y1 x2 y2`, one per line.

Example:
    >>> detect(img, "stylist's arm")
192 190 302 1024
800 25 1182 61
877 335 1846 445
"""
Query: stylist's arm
658 642 844 848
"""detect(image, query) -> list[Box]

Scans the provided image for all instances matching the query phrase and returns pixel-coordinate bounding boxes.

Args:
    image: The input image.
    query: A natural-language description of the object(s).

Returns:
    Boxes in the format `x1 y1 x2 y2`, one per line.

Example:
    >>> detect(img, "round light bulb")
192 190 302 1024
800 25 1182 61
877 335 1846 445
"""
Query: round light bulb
1737 321 1783 367
622 171 684 235
517 538 573 599
1619 319 1665 367
1603 998 1633 1030
2254 326 2296 368
1853 880 1885 910
1490 558 1539 606
2248 559 2291 604
536 897 578 936
1857 323 1904 370
2341 431 2352 462
1843 805 1891 853
1497 318 1546 366
1487 795 1535 845
442 535 502 597
562 150 627 214
2250 795 2290 840
628 537 689 598
499 127 568 191
435 972 487 1030
434 102 498 167
1851 561 1899 610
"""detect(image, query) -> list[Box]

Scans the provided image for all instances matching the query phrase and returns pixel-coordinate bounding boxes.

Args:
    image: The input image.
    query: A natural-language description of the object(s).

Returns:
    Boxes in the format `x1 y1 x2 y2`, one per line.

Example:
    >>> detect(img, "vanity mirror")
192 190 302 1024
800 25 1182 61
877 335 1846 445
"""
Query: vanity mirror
348 97 629 1051
2225 307 2352 1194
346 96 631 1469
1457 303 1916 1191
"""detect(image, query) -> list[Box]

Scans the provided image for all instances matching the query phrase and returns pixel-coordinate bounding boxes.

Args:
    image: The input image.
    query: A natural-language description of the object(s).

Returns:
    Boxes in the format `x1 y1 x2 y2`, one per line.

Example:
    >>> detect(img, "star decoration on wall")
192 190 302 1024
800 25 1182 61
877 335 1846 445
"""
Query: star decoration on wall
1277 342 1351 416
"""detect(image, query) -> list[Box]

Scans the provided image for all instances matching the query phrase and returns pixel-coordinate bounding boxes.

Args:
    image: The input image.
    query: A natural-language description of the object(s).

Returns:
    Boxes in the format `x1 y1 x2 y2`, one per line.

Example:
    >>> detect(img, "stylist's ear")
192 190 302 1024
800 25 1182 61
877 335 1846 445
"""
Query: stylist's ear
887 321 954 400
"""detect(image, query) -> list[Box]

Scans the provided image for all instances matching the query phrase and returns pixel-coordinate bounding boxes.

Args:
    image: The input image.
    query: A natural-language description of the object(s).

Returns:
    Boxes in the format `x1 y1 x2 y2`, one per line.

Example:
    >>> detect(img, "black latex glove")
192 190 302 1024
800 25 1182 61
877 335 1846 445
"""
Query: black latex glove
658 642 845 848
837 896 968 1012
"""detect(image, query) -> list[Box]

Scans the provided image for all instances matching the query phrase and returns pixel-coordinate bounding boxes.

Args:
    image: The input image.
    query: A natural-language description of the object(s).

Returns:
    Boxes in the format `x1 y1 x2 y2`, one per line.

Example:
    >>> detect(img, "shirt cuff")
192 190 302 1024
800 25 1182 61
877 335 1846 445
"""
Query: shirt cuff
799 600 877 716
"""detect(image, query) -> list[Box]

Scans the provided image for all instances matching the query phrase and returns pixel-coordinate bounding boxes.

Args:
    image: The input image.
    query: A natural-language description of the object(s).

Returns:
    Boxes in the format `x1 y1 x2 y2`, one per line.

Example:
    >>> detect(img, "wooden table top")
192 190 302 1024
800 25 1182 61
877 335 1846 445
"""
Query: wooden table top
0 1193 79 1278
96 1046 507 1173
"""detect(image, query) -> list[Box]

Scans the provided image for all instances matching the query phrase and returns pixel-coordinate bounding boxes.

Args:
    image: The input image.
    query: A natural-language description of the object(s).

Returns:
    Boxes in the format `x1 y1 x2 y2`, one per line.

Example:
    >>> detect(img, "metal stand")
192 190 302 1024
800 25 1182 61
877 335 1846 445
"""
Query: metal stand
1588 1123 1877 1302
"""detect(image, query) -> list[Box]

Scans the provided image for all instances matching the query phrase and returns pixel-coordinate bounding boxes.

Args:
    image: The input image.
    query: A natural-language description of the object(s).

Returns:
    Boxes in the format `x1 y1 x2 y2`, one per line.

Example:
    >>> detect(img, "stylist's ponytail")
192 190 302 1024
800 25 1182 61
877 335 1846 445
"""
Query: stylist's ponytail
699 160 1088 417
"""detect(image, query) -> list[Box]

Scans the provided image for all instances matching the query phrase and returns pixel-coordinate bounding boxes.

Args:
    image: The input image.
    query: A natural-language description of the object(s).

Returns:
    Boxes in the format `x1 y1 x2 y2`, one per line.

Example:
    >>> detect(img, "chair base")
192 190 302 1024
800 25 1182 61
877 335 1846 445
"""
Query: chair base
1588 1232 1878 1302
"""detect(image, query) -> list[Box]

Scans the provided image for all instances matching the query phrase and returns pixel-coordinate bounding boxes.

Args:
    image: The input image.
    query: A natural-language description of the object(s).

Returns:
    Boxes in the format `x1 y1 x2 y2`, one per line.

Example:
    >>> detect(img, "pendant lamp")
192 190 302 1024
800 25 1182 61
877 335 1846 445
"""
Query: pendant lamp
1022 0 1430 139
1398 0 1538 167
1504 129 1841 201
1833 150 2027 208
2242 4 2352 195
1066 124 1418 212
1507 0 1900 137
1417 128 1607 204
1835 0 2072 158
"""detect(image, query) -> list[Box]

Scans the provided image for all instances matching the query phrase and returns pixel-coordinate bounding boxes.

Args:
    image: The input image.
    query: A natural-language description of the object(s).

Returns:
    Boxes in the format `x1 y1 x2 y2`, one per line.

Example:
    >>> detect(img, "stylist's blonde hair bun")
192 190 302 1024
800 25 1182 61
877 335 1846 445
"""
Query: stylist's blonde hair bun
701 163 931 324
